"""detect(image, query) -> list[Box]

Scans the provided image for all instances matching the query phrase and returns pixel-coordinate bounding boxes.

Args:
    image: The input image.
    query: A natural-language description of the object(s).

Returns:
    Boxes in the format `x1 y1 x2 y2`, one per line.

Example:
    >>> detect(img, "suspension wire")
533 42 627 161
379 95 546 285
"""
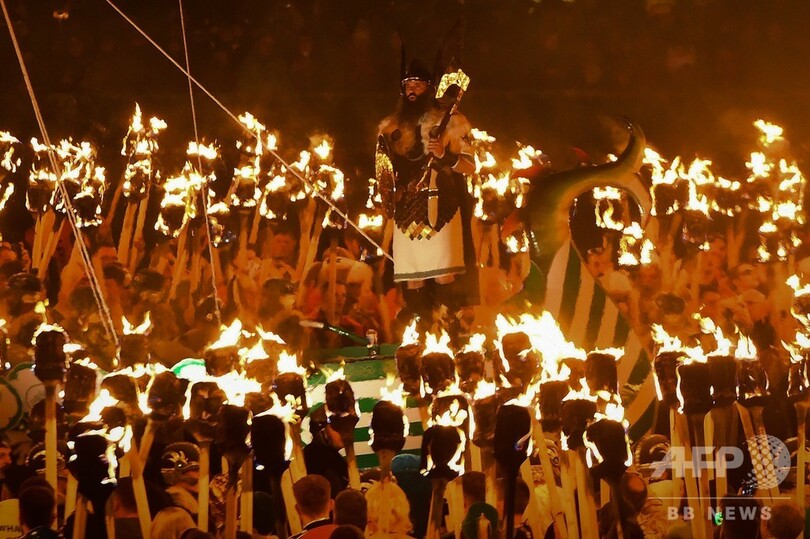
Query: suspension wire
104 0 394 262
1 0 119 347
178 0 221 324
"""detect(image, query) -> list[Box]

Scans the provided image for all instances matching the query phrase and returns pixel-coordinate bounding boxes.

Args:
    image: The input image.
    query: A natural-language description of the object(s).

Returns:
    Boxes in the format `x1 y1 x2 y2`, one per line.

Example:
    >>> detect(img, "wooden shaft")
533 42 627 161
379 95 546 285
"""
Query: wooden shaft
445 478 464 539
345 443 361 491
532 424 568 539
268 475 290 539
519 460 547 539
289 424 307 482
117 203 137 266
64 474 78 520
38 218 65 279
72 496 87 539
689 414 712 539
796 404 808 509
127 436 152 539
673 412 706 539
480 447 499 510
225 485 238 539
198 442 210 532
138 420 155 463
748 406 781 500
240 458 254 533
572 450 597 539
559 452 580 539
735 403 771 502
32 214 43 270
128 194 150 273
294 199 317 282
281 468 302 534
45 384 58 491
169 228 189 299
427 478 448 539
327 237 338 324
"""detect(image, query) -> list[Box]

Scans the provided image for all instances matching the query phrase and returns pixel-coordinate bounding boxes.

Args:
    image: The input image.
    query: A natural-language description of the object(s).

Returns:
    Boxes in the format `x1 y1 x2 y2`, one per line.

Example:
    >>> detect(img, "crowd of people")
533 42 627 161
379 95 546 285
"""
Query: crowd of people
0 1 809 539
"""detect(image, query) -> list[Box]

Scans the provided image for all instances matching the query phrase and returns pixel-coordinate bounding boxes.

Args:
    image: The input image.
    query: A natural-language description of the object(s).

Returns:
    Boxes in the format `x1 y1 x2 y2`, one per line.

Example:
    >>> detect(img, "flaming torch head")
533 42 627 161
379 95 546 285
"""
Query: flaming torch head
215 404 251 481
251 412 289 477
455 338 486 394
738 360 769 407
676 362 713 415
189 381 227 421
68 433 117 500
653 351 684 409
370 400 407 453
708 356 738 407
63 362 98 417
272 372 309 420
325 379 360 439
431 394 471 440
786 338 810 402
420 424 464 480
203 346 240 378
147 372 189 421
33 326 68 384
493 404 532 474
471 390 501 448
561 399 597 450
584 352 619 401
499 332 540 390
584 419 631 481
420 352 455 396
395 343 424 396
538 380 571 432
100 374 139 407
119 334 150 368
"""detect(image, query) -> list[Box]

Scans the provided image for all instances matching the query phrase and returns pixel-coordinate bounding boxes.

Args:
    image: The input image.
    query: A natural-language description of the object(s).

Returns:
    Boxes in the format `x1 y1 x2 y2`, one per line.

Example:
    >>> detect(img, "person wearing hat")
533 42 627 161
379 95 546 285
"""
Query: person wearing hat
161 442 201 518
377 49 478 326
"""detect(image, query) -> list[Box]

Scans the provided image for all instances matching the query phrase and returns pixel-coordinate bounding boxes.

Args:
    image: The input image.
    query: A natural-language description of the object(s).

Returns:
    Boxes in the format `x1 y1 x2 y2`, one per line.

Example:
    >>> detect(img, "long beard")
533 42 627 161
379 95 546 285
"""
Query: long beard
395 92 433 124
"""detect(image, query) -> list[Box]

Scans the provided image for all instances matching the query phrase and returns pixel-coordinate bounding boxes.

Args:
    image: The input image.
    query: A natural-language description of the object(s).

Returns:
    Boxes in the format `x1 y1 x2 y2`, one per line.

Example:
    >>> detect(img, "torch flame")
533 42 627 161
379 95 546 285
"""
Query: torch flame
122 313 152 335
278 350 305 376
423 331 453 356
325 366 346 384
401 319 420 346
511 144 544 170
734 334 758 361
208 320 242 350
754 119 784 146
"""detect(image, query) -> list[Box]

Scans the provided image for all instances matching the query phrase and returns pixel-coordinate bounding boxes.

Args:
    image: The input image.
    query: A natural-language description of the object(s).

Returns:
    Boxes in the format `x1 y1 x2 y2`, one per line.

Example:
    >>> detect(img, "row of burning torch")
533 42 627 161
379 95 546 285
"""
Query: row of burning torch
593 120 806 267
0 106 552 281
19 280 810 539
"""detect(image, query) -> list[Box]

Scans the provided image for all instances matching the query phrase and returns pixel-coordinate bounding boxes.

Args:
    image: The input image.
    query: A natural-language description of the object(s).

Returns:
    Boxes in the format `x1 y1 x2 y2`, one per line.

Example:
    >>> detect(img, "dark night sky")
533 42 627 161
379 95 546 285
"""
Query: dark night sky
2 0 810 190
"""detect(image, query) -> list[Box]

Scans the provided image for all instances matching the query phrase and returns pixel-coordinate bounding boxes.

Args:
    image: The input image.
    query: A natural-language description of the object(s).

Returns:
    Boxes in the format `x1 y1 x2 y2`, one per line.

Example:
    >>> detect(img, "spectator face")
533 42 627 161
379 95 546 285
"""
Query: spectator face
733 264 759 292
708 238 727 262
700 291 722 319
586 248 612 278
96 246 118 267
743 289 769 322
271 233 295 261
0 247 17 266
637 264 661 292
0 446 10 471
335 284 347 315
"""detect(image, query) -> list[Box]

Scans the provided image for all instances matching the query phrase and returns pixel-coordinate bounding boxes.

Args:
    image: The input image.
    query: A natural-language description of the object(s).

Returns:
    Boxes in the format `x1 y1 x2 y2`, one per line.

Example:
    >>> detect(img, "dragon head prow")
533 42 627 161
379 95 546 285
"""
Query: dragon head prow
524 119 650 277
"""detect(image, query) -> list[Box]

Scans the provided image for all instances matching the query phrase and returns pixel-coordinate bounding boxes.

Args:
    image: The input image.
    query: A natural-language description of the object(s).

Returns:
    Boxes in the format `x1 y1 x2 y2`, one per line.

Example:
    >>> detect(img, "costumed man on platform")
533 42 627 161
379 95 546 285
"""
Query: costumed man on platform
377 52 478 326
